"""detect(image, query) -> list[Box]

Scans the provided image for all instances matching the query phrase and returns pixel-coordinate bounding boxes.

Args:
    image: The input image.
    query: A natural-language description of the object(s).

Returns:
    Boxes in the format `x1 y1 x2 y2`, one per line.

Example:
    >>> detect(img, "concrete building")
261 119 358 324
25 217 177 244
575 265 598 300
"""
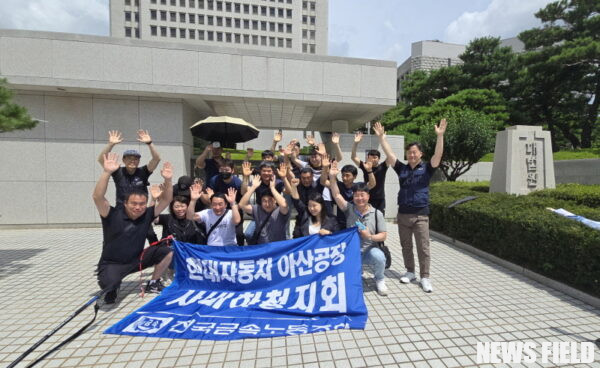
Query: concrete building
109 0 328 55
0 29 396 226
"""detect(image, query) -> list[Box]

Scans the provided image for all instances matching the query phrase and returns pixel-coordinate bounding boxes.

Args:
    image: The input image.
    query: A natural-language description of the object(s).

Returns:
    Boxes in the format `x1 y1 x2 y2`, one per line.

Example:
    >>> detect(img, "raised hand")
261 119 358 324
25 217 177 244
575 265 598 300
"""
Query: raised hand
242 161 253 177
137 129 153 144
321 154 330 168
305 134 315 147
364 160 373 171
291 177 300 187
161 162 173 181
317 142 327 156
435 118 447 136
190 183 202 201
194 177 204 190
373 122 385 137
103 152 120 173
150 184 163 200
269 174 277 189
331 132 340 144
354 131 363 143
282 143 293 156
205 187 214 198
273 130 282 143
329 161 339 177
108 130 123 145
250 174 262 189
277 162 288 178
226 187 238 204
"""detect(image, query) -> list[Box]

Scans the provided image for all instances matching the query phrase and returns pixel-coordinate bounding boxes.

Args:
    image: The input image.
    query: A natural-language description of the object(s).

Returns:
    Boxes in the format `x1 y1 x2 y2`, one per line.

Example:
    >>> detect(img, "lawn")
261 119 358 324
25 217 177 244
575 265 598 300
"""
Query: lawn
479 148 600 162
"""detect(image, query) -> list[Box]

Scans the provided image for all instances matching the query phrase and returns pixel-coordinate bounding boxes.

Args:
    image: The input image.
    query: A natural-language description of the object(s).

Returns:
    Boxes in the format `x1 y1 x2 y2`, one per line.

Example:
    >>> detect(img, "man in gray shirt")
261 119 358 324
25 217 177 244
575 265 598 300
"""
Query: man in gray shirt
329 162 389 296
239 174 290 244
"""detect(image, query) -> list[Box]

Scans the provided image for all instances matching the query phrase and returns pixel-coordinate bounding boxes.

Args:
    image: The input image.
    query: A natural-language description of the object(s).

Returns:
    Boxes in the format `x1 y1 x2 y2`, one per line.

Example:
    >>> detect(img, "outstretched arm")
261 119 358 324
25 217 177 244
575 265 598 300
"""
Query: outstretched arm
138 130 161 172
187 183 202 220
350 131 363 166
373 122 397 167
153 162 173 217
226 188 242 225
97 130 122 166
430 118 446 168
364 161 376 190
239 175 261 214
93 152 121 217
331 132 343 161
270 129 282 151
270 176 288 215
240 161 252 195
328 162 347 211
195 145 212 169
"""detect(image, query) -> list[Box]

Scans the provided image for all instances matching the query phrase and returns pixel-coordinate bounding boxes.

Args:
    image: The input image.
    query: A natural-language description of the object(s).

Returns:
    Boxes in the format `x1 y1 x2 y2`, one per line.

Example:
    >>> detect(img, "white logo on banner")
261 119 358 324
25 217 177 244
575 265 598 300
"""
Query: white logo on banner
123 315 174 334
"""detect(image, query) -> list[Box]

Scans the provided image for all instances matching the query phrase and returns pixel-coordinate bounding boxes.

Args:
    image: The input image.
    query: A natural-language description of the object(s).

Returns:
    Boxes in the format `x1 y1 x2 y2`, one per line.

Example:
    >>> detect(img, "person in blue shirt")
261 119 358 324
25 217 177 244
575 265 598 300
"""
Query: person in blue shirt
374 119 447 293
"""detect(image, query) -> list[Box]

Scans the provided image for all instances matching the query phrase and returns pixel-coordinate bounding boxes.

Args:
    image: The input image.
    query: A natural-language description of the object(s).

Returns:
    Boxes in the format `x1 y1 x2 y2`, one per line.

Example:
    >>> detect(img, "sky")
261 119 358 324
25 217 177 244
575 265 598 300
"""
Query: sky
0 0 555 64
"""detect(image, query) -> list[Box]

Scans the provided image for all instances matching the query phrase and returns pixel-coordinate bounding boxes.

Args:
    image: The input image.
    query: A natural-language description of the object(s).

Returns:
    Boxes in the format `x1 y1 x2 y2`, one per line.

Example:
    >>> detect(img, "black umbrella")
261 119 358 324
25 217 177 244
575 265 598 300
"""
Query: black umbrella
190 116 259 146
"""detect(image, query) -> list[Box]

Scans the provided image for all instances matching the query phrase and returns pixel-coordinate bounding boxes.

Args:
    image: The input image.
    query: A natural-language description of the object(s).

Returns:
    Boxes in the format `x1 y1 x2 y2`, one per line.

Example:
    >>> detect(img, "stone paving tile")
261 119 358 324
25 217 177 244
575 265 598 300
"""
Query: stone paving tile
2 226 600 368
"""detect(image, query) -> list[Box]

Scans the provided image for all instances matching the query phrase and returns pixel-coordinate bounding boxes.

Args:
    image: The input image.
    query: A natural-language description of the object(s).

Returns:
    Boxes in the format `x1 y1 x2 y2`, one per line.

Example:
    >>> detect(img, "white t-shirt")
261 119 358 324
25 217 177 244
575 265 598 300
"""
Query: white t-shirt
196 209 237 246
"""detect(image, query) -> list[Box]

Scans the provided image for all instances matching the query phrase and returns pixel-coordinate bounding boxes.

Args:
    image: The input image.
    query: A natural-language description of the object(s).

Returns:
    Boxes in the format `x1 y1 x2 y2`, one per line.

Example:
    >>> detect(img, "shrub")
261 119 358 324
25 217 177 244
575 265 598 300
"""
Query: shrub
430 182 600 296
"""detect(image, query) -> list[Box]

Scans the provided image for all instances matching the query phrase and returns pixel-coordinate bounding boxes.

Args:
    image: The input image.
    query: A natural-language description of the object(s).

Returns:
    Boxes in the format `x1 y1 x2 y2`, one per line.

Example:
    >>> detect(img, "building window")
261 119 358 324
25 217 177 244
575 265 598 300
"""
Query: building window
150 0 156 4
160 0 166 4
125 0 131 5
170 27 177 37
234 3 240 13
189 29 195 39
310 16 315 25
198 0 204 9
310 44 315 53
252 20 258 30
217 1 223 11
160 10 167 20
278 23 283 32
190 0 196 6
302 29 307 38
189 13 195 23
243 34 249 44
243 4 249 14
125 11 131 22
287 0 292 3
207 0 214 10
302 1 307 9
180 28 186 38
286 38 292 48
217 16 223 26
243 19 249 29
261 21 267 31
180 0 185 6
234 18 240 28
235 33 241 43
252 5 258 14
125 27 132 37
180 12 186 22
310 30 315 39
269 7 275 16
269 22 275 31
225 2 231 11
302 43 307 52
286 9 292 18
310 1 315 10
150 9 157 20
226 32 232 42
302 15 307 24
286 23 292 33
151 25 157 35
278 8 284 17
261 6 267 16
226 17 232 27
207 31 214 40
198 30 205 39
170 11 176 22
269 37 275 46
278 37 283 47
135 12 139 22
161 26 167 36
217 32 223 41
252 35 258 45
261 35 267 45
170 0 176 5
207 15 213 25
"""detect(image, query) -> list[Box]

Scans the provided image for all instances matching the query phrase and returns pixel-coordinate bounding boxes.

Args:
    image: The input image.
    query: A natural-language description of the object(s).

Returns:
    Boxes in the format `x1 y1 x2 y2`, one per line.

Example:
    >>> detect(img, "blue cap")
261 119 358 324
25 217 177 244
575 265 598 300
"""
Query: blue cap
123 149 141 158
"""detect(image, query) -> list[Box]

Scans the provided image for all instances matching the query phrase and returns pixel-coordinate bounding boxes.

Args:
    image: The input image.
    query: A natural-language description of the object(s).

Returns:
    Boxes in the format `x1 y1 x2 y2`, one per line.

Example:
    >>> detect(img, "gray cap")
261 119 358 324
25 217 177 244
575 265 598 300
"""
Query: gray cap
123 149 141 158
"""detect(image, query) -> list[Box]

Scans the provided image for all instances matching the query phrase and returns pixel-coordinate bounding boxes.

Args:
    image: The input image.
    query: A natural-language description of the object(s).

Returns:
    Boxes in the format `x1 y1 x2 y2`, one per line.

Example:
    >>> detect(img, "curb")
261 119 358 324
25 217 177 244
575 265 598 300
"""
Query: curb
430 230 600 309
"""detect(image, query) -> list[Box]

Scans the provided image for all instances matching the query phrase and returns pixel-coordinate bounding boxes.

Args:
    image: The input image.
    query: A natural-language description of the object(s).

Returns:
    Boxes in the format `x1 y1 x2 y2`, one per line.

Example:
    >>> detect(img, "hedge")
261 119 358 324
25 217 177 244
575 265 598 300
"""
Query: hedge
429 182 600 297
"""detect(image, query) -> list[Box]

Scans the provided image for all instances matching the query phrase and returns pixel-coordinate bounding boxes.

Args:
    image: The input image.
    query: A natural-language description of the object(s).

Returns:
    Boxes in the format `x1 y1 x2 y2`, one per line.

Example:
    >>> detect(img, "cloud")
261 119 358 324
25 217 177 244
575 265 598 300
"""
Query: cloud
328 23 356 57
383 42 404 64
0 0 109 36
444 0 554 44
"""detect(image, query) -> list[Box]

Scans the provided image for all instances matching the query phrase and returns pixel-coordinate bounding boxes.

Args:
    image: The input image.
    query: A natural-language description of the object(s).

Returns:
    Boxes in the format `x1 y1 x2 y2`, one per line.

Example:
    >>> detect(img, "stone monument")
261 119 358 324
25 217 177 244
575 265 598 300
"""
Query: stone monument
490 125 556 195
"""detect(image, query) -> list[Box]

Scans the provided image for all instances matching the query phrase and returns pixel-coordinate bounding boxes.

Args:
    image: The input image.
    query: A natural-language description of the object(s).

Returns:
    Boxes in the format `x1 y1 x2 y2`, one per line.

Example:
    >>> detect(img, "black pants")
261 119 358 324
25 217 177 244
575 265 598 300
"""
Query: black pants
97 244 171 293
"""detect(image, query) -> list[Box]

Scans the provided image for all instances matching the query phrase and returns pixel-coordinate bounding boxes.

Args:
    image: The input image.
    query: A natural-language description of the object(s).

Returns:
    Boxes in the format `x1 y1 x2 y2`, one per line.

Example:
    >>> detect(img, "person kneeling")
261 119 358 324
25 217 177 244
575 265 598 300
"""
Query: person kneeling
93 153 174 304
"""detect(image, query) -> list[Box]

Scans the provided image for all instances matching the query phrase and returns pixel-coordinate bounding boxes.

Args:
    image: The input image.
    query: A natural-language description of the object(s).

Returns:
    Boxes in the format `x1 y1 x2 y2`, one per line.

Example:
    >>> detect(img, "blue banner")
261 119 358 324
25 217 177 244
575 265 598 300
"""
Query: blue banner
105 227 368 340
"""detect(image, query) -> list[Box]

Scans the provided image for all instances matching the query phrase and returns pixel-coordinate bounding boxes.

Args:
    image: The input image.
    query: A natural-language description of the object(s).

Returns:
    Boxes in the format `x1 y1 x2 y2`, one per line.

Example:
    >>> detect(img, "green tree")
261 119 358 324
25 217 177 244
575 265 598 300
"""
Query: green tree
0 79 37 133
420 110 496 181
518 0 600 148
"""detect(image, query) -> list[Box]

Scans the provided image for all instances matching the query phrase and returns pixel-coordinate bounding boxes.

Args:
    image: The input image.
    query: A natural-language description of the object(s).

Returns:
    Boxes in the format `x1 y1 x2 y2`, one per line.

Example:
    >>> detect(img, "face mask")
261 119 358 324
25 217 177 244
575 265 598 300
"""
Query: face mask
221 172 232 179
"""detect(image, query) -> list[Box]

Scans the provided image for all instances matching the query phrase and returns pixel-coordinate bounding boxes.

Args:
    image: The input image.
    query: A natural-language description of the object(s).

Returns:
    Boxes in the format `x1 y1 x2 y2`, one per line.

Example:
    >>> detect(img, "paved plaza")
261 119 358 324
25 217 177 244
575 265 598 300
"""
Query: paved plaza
1 225 600 368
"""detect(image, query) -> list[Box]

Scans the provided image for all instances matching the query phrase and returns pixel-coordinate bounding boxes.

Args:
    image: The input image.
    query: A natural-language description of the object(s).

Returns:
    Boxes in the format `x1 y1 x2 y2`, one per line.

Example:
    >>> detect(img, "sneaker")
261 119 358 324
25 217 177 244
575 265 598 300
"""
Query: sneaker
400 272 416 284
104 289 118 304
145 279 166 294
420 278 433 293
375 279 389 296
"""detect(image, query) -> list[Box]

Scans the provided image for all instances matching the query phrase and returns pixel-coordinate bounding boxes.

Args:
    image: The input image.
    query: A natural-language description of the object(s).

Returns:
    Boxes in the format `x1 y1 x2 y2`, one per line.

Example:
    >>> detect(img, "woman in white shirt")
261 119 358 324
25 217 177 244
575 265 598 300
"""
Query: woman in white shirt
187 184 241 246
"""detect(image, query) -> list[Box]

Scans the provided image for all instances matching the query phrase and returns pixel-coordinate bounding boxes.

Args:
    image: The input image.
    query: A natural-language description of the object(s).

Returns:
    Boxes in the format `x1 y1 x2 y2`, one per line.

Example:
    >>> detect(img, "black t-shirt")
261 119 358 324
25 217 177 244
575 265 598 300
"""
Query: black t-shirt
100 204 155 264
360 161 388 199
208 175 243 202
157 214 201 243
255 180 284 204
204 158 221 182
111 166 152 204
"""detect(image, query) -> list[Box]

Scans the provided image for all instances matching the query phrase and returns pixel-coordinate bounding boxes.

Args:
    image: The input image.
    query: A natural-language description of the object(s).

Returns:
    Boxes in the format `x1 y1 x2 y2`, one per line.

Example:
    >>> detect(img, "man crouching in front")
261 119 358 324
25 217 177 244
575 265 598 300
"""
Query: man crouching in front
93 152 174 304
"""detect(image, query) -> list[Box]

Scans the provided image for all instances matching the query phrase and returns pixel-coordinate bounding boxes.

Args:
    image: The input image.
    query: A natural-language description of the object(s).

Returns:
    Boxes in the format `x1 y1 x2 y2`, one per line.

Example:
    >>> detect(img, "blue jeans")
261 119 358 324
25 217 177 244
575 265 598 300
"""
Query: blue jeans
362 246 386 281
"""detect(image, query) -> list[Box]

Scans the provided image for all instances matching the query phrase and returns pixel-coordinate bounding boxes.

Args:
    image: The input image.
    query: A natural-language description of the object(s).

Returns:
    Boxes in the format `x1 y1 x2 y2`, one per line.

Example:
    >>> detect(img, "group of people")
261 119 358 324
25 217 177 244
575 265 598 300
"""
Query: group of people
92 119 447 303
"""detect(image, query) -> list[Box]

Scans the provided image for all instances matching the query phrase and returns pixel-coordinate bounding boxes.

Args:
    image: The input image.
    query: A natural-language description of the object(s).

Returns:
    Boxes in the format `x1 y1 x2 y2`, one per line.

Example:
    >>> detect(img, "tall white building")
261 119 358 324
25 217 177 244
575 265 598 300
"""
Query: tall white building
110 0 328 54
